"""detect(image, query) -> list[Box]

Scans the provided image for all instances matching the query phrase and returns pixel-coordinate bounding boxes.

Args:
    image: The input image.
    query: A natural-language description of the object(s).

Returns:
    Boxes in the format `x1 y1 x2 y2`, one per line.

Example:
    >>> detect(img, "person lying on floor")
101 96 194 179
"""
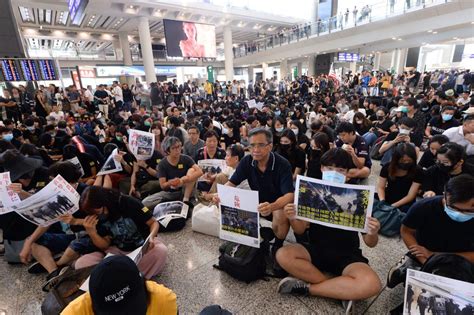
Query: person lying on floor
276 148 382 314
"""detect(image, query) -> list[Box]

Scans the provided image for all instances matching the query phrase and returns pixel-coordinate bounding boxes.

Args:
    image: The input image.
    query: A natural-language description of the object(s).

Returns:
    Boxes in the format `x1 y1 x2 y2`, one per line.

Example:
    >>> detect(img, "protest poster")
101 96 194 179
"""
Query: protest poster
403 269 474 315
66 157 85 178
217 184 260 248
246 99 264 111
80 234 153 292
128 129 155 160
197 159 227 182
152 201 189 228
10 175 80 227
0 172 21 214
97 148 123 176
294 175 375 233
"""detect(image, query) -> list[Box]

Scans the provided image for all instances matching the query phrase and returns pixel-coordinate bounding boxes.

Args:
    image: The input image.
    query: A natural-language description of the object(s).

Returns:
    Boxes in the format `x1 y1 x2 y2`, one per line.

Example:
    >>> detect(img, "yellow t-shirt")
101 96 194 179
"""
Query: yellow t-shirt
61 281 177 315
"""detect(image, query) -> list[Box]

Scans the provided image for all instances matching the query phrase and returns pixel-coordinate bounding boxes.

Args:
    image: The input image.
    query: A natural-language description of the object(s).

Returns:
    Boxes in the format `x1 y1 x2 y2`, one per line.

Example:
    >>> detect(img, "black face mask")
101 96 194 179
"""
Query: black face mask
437 162 453 174
279 144 291 151
377 115 385 121
398 162 413 170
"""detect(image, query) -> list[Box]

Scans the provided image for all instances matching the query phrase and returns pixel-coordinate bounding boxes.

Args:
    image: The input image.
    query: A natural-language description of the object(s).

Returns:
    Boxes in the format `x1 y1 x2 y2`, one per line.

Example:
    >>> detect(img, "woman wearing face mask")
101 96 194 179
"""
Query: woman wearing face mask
271 116 286 146
220 120 240 150
352 112 372 136
362 107 394 147
418 134 449 170
377 143 423 212
290 105 307 134
422 142 468 198
289 119 310 152
306 132 330 179
275 129 306 181
425 105 459 138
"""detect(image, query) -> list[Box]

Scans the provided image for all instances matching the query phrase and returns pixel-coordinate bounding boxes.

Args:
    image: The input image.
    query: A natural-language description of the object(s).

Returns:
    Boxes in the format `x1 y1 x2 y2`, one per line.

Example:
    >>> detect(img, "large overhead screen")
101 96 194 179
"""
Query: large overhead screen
163 19 216 58
0 59 58 81
68 0 89 25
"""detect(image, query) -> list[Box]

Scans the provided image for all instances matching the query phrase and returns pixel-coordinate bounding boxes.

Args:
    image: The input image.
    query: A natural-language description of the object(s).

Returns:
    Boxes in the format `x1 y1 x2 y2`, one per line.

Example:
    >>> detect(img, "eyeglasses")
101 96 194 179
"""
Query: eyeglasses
170 145 182 150
248 143 270 149
445 197 474 214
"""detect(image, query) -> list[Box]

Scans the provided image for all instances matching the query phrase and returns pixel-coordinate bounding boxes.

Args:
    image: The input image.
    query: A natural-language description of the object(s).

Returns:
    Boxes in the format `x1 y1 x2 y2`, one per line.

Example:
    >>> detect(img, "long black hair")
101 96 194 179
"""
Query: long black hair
80 186 122 221
388 143 417 180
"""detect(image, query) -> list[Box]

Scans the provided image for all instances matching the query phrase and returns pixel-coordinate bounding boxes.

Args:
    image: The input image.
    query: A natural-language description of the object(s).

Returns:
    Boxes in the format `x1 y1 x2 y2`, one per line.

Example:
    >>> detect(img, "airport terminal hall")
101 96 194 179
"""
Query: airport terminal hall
1 0 474 314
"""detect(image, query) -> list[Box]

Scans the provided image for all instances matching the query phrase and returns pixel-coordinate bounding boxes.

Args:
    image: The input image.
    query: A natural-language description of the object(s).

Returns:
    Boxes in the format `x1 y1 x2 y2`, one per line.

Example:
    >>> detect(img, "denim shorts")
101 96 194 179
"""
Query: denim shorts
68 235 99 255
36 233 76 255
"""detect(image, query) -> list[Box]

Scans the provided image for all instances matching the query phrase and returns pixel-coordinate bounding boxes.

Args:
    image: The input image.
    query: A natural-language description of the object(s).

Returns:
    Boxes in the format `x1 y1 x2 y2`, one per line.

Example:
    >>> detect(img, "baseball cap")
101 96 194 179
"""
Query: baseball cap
89 255 147 315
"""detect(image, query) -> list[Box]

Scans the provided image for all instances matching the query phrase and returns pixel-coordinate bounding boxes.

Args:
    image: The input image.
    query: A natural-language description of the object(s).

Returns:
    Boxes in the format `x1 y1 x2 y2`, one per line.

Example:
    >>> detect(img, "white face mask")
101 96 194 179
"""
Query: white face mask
275 127 284 132
291 128 299 136
222 127 229 135
322 170 346 184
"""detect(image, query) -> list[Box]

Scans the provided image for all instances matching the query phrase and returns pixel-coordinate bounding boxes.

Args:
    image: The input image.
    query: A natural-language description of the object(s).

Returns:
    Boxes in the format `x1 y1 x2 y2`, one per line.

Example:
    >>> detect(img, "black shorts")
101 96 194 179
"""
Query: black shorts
303 244 369 276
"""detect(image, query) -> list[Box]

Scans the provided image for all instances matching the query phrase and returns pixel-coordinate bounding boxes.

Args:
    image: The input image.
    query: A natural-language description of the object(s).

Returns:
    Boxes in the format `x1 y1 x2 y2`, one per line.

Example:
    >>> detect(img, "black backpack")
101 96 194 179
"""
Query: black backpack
213 227 274 283
421 253 474 283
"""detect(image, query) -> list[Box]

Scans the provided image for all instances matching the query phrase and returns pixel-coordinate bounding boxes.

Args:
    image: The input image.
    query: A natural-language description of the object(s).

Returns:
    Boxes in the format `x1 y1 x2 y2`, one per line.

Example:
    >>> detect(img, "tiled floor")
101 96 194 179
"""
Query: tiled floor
0 161 410 314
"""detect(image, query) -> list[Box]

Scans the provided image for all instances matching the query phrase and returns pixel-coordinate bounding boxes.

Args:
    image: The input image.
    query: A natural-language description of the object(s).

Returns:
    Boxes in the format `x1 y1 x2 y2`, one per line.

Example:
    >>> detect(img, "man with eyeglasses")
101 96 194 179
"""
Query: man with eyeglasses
387 174 474 288
227 128 294 273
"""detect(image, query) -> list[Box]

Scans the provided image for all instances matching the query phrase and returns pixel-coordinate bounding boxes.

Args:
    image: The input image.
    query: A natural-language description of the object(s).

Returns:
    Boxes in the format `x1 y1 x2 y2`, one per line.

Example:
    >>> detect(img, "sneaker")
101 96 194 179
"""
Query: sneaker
277 277 310 296
42 266 69 292
28 253 63 274
183 200 194 219
387 255 420 288
341 300 354 315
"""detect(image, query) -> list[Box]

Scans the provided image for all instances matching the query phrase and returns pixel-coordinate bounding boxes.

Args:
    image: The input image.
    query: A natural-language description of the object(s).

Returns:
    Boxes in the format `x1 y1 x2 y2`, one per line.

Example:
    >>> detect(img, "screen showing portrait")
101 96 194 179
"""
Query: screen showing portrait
164 19 216 58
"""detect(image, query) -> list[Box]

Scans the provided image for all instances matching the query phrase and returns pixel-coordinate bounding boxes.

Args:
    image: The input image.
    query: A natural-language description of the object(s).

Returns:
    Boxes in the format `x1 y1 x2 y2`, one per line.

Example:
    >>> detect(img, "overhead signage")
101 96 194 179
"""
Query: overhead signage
78 67 96 78
20 60 41 81
338 53 360 62
95 66 176 77
38 60 58 80
68 0 89 25
1 59 22 81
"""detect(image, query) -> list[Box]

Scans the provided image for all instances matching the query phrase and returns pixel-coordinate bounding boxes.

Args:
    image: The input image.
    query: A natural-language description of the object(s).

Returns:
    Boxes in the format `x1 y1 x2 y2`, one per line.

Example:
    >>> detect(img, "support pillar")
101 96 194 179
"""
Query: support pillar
119 32 133 66
223 25 234 82
297 62 303 77
349 62 357 74
248 66 254 83
395 48 408 75
138 17 156 85
390 49 398 73
307 55 317 76
373 52 382 71
280 59 288 80
113 41 123 61
262 62 268 80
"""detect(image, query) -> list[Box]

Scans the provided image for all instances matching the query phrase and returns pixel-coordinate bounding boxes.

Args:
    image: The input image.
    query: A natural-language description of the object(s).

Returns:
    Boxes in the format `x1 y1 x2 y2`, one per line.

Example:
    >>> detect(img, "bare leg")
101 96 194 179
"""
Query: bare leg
93 175 103 187
55 247 80 267
31 244 57 274
272 209 290 240
103 175 113 189
277 244 328 284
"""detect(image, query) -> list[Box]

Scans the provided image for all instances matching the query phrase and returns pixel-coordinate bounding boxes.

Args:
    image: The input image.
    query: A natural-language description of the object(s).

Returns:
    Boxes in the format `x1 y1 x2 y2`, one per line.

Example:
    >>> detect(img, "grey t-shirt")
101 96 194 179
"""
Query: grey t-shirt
183 139 204 162
157 155 195 192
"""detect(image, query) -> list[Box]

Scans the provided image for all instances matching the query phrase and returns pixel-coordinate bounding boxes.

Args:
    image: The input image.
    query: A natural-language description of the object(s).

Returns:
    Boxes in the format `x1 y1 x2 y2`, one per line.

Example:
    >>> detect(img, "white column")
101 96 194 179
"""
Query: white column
280 59 288 80
307 55 317 76
223 25 234 82
418 48 428 73
119 32 133 66
138 17 156 84
297 62 303 77
390 49 398 73
113 41 123 61
395 48 408 75
374 52 382 71
248 66 254 83
262 62 268 80
349 62 357 74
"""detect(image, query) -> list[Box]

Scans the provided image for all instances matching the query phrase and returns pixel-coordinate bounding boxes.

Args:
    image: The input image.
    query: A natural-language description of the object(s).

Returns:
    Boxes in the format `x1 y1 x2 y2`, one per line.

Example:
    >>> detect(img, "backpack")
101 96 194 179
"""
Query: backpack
213 227 274 283
41 265 95 315
369 136 386 160
421 253 474 283
372 200 406 237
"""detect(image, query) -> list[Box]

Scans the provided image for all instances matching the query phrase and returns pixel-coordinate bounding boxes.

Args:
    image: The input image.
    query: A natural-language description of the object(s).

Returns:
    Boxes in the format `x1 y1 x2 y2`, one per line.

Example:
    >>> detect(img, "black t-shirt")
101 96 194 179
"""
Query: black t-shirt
308 223 361 255
94 90 109 101
380 164 423 204
196 147 226 161
373 119 394 135
157 155 195 192
230 152 294 204
135 151 163 183
97 195 152 251
402 196 474 252
427 117 459 136
418 150 436 170
422 164 455 195
220 133 240 149
306 150 323 180
23 167 49 193
335 135 372 168
277 147 306 174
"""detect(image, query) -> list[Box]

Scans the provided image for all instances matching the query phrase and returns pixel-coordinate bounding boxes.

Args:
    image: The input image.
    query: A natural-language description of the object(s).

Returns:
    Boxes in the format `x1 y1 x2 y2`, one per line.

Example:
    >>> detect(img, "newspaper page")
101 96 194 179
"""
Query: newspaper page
197 159 227 182
404 269 474 315
128 129 155 161
294 175 375 233
217 184 260 248
246 99 264 111
152 201 189 228
0 172 21 214
10 175 80 227
66 157 85 178
97 148 123 176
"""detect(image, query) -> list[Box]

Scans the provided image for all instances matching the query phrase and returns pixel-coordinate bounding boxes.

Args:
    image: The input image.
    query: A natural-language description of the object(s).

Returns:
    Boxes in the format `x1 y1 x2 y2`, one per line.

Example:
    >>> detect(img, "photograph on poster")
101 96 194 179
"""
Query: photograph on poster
295 175 374 232
404 269 474 315
0 171 20 214
197 159 226 182
97 148 122 176
129 129 155 160
221 205 259 239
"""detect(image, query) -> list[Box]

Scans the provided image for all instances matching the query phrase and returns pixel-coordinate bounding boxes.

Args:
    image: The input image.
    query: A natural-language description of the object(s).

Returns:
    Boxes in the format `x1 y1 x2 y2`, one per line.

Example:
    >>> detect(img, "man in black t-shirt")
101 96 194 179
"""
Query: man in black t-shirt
141 136 203 209
119 151 163 198
276 149 381 313
387 175 474 288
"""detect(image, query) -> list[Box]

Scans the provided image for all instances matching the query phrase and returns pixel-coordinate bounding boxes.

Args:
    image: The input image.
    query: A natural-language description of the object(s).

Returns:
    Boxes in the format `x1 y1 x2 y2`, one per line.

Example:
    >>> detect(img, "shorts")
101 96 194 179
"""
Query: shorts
36 233 76 255
303 244 369 276
68 236 99 255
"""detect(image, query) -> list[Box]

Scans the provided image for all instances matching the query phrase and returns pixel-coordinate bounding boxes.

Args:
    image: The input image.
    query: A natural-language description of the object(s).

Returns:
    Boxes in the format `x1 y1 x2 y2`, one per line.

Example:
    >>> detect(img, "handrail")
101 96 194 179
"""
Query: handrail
233 0 451 58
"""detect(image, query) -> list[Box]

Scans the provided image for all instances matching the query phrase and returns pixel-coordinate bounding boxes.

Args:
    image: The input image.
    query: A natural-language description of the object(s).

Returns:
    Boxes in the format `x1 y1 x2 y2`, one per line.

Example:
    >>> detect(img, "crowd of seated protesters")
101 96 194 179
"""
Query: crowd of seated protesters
0 72 473 314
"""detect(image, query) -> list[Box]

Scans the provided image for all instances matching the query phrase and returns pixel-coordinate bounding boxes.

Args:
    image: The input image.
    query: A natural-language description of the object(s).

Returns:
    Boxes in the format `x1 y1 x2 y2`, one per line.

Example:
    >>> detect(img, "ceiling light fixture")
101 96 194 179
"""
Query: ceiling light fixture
432 31 438 34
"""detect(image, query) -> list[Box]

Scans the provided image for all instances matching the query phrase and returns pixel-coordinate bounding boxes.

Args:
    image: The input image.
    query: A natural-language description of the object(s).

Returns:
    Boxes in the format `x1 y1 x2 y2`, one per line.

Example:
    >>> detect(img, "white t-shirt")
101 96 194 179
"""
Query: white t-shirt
343 108 367 122
112 86 123 102
49 111 64 121
84 89 94 102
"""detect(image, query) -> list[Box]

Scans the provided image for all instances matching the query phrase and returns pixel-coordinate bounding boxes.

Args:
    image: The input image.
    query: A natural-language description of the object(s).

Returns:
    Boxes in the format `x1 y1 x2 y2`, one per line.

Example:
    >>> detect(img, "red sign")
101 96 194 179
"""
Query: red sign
71 70 81 90
78 67 96 78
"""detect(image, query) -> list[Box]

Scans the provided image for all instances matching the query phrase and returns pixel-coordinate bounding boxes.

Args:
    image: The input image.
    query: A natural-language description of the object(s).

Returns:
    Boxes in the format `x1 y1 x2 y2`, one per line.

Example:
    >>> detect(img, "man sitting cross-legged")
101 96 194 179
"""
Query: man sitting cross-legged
276 148 382 314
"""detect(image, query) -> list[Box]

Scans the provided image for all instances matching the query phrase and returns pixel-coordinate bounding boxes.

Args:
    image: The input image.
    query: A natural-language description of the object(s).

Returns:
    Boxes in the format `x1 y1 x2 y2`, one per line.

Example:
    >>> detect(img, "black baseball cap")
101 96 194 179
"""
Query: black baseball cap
89 256 147 315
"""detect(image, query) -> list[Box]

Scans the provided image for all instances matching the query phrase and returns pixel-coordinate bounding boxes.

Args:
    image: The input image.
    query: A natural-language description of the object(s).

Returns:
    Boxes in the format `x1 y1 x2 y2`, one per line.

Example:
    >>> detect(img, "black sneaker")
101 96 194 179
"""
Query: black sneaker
28 253 63 274
387 255 420 288
277 277 310 296
183 201 194 219
42 266 69 292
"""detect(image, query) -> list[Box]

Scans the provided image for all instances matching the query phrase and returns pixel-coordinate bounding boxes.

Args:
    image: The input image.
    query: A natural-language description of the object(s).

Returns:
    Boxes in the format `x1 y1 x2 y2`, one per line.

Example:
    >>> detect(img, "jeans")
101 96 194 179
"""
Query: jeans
363 132 378 147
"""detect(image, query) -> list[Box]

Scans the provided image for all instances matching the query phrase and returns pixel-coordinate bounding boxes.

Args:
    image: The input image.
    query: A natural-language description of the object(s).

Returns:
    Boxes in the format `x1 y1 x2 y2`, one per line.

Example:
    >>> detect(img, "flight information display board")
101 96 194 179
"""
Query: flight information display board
1 59 22 81
338 53 359 62
20 59 41 81
38 59 58 80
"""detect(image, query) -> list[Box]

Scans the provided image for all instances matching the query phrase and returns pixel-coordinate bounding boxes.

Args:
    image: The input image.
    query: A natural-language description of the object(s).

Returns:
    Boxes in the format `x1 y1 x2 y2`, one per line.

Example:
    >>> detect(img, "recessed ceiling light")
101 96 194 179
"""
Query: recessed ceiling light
128 5 134 9
392 37 397 40
427 30 433 33
397 38 402 41
432 31 438 34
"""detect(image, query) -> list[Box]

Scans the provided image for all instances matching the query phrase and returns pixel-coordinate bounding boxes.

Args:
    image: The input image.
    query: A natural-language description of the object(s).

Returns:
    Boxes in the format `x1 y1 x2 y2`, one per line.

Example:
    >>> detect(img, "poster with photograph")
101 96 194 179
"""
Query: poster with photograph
197 159 227 182
97 148 123 176
294 175 375 233
217 184 260 248
152 201 189 228
66 157 85 178
80 234 153 292
403 269 474 315
246 99 264 111
0 172 21 214
10 175 80 227
128 129 155 161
